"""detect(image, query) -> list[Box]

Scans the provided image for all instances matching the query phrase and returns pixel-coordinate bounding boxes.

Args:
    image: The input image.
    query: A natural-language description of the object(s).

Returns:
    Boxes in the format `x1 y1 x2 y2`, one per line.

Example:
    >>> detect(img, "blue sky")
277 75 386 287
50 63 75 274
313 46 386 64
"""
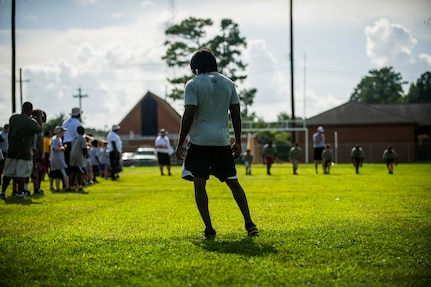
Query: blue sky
0 0 430 131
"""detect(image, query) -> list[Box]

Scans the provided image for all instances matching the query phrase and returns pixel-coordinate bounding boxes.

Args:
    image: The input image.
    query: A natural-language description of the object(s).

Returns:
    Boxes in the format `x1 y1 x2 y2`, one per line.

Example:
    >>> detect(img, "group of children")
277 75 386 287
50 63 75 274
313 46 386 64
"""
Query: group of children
242 143 399 175
47 125 111 192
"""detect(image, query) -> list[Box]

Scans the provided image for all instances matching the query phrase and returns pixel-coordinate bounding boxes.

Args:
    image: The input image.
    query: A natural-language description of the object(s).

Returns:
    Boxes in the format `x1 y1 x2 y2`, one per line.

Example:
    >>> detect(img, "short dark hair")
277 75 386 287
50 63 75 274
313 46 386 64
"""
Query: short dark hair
77 126 85 135
22 102 33 114
190 48 218 75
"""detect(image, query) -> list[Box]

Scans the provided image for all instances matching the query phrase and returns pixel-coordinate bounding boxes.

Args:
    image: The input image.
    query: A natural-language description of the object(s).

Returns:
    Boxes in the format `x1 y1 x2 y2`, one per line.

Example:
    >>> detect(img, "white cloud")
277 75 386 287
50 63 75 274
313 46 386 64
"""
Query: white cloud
419 54 431 66
365 18 417 67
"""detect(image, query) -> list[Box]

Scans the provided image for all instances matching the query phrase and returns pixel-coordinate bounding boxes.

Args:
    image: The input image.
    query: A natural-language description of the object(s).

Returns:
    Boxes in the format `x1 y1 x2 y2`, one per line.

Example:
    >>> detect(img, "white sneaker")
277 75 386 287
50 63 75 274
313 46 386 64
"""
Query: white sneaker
15 193 25 198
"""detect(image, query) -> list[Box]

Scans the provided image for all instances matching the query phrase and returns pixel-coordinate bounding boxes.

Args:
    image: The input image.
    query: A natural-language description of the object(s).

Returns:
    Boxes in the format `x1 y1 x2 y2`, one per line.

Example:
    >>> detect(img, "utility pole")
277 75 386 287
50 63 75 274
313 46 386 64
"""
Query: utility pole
18 68 30 106
11 0 16 113
290 0 296 143
73 87 88 111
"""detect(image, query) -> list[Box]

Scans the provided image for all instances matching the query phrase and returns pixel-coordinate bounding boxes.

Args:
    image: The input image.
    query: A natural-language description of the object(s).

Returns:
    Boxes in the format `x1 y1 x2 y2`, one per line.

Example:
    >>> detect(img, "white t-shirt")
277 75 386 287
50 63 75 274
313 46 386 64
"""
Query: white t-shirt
184 72 239 146
155 135 171 154
62 117 82 143
107 130 122 153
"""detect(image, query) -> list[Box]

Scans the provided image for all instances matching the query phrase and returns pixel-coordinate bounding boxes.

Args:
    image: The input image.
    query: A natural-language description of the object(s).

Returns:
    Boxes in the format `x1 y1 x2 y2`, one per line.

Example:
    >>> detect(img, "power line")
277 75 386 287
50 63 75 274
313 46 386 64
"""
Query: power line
73 87 88 112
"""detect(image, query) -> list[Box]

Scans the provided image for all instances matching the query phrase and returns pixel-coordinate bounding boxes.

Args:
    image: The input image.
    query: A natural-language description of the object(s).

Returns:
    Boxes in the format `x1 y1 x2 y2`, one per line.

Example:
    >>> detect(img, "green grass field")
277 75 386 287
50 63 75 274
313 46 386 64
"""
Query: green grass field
1 162 430 286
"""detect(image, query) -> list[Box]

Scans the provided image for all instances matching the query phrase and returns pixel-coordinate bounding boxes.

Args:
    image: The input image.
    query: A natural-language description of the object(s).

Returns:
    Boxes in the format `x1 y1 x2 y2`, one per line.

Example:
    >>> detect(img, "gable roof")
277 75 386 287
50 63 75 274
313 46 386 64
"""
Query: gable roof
306 102 431 126
118 91 181 136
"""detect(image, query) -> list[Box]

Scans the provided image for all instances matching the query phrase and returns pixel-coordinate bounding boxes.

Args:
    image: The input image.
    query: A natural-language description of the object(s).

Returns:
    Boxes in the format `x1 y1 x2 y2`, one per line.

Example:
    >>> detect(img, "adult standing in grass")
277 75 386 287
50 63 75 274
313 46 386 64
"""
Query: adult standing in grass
155 129 172 176
313 126 325 174
0 102 43 198
107 124 122 180
62 108 83 170
383 145 398 174
175 48 259 239
351 145 364 174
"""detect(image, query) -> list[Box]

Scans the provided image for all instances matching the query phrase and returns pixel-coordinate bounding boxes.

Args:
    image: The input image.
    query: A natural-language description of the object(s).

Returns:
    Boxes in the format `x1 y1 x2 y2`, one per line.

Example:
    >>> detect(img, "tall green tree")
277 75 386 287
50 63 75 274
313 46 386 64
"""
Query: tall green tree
405 71 431 103
350 67 407 104
44 113 66 135
162 17 256 113
240 88 257 120
163 17 213 101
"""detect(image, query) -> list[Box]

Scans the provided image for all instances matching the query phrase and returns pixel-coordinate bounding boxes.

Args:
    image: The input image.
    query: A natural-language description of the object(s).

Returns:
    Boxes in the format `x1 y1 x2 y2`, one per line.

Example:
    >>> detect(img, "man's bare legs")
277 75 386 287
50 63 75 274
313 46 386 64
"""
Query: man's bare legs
225 179 254 225
193 177 213 231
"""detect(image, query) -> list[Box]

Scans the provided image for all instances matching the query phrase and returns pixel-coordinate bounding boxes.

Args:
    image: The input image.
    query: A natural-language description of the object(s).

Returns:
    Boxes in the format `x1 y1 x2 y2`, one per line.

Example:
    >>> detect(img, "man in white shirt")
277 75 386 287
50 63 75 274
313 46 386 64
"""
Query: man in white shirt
107 124 122 180
62 107 83 168
155 129 172 176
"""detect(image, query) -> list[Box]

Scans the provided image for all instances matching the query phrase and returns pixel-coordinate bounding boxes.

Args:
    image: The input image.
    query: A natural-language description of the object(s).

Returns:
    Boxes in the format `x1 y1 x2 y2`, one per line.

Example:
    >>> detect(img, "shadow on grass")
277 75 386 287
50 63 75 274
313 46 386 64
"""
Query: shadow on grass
194 236 277 257
1 197 42 205
50 189 89 195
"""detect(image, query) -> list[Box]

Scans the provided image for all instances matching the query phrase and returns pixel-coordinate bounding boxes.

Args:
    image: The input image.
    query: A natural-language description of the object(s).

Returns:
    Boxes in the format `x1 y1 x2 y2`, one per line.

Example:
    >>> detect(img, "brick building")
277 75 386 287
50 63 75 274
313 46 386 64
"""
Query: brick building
297 102 431 163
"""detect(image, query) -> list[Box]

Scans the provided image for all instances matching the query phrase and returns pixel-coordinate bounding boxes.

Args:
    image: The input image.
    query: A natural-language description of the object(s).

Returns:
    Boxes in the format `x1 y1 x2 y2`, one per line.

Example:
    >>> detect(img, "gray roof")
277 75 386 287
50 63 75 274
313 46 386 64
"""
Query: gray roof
306 102 431 126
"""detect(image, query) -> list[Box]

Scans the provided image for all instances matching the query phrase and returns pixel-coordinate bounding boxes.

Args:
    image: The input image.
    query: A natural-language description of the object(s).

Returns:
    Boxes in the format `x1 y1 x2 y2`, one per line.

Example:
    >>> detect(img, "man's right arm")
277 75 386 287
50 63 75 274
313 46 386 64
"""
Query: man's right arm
176 105 196 160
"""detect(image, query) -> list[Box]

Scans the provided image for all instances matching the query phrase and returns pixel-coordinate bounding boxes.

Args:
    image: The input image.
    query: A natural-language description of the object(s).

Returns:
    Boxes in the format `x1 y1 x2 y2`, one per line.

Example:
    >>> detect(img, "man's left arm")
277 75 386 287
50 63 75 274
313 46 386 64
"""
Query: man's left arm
229 104 242 158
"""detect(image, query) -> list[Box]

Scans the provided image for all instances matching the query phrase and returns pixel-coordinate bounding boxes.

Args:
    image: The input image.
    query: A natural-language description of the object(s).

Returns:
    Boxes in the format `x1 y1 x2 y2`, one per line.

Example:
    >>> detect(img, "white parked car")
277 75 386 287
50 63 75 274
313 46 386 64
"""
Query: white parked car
133 147 158 166
121 152 135 166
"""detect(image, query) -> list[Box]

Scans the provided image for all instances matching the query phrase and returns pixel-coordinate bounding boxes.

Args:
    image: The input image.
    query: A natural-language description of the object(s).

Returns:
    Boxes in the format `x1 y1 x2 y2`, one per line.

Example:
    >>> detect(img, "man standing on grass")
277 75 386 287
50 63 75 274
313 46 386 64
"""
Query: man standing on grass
313 126 325 174
175 48 259 240
0 102 43 198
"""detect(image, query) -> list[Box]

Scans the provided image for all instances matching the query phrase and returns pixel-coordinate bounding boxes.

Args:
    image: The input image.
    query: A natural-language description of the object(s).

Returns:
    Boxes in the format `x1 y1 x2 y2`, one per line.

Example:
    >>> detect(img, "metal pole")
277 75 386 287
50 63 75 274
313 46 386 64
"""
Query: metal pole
290 0 295 143
11 0 16 113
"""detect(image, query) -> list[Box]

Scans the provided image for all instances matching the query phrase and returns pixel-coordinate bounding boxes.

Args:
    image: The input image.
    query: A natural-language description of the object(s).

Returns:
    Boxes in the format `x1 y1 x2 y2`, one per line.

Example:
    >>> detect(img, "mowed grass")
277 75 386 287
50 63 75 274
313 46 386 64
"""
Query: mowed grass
0 162 430 286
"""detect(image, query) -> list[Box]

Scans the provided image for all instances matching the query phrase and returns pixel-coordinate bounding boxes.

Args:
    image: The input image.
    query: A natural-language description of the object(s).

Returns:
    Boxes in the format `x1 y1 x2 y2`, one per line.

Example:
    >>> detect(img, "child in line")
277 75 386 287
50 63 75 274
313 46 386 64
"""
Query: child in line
50 126 70 192
69 126 88 191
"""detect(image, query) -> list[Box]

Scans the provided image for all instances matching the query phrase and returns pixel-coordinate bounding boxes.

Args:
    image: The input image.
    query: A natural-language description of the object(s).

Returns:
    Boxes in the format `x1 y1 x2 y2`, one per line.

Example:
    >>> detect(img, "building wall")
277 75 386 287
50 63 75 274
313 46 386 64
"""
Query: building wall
118 92 181 138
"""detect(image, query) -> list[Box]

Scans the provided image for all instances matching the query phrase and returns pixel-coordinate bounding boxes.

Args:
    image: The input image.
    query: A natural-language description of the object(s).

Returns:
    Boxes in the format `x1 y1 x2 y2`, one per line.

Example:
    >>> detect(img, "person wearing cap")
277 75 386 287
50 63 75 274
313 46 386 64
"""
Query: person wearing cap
312 126 325 174
62 107 83 169
107 124 122 180
1 102 43 198
49 126 70 192
155 129 172 176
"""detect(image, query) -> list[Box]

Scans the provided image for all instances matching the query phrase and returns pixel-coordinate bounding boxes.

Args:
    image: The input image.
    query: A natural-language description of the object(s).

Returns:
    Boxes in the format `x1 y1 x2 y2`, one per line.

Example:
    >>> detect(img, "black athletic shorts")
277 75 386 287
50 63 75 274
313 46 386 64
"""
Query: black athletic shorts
157 152 171 166
184 143 237 181
313 147 324 160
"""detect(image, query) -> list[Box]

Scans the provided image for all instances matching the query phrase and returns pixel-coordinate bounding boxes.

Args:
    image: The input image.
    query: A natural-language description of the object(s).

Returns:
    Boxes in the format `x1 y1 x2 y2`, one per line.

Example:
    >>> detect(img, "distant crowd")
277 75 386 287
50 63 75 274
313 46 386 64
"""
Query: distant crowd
0 102 123 198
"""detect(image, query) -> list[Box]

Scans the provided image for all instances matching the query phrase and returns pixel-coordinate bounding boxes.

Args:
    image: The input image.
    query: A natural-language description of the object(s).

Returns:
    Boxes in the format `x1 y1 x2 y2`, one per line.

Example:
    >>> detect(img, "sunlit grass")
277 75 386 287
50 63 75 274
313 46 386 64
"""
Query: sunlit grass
0 163 430 286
